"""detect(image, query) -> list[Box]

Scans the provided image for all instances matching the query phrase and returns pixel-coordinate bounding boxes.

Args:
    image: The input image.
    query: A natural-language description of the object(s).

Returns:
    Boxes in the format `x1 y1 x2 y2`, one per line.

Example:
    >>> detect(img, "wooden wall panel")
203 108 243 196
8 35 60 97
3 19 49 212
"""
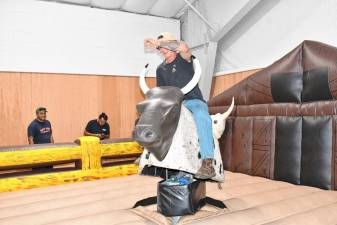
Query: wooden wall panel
0 72 155 147
210 69 261 97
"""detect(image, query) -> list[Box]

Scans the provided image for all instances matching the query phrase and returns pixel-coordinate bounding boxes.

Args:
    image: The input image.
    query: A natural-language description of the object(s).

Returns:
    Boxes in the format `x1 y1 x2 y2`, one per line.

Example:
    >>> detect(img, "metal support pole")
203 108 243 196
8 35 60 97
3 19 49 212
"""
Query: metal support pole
182 0 216 32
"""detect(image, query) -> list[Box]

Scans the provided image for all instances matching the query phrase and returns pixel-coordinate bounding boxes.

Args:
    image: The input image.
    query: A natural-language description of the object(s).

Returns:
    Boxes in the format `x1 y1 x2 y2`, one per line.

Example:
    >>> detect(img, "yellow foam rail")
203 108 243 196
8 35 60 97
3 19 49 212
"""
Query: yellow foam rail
0 137 143 192
0 146 81 167
0 165 139 192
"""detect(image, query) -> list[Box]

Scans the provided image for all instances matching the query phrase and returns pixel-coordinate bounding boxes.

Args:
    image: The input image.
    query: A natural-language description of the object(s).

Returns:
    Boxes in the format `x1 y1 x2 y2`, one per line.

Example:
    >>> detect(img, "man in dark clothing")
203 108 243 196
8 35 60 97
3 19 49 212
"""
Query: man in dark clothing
27 107 54 171
84 112 110 140
144 32 215 179
28 107 54 145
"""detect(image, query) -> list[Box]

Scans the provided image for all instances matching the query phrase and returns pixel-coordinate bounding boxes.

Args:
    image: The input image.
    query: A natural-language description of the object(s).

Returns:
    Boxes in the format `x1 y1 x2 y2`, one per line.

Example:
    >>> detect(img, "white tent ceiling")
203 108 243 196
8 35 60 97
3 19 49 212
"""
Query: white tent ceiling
45 0 198 18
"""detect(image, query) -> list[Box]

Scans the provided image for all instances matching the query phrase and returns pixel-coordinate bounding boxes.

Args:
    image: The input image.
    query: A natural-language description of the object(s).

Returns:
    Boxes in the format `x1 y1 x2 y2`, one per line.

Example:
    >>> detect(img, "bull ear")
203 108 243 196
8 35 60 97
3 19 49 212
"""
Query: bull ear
180 58 201 95
139 64 150 94
221 97 235 120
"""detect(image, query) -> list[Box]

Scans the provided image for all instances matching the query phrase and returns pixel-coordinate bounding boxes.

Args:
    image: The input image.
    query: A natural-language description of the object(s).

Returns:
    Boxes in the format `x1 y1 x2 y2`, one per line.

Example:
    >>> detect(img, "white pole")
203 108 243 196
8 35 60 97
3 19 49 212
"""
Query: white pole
182 0 216 32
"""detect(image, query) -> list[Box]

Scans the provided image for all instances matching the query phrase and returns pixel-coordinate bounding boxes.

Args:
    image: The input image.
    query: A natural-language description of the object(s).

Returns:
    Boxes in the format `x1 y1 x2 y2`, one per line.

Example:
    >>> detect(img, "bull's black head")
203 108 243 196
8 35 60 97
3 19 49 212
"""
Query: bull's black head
133 86 184 161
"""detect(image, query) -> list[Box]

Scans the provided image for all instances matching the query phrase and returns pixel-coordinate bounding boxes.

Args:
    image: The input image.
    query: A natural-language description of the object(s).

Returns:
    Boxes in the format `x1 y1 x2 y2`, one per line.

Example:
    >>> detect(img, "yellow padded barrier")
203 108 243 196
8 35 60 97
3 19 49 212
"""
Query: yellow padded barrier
0 137 143 192
0 146 81 167
101 141 142 156
0 164 139 192
79 136 102 170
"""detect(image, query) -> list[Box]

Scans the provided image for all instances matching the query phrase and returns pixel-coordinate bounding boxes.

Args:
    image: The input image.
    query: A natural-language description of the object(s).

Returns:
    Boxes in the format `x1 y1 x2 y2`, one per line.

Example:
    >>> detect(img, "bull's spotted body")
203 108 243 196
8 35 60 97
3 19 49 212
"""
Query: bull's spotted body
139 105 225 182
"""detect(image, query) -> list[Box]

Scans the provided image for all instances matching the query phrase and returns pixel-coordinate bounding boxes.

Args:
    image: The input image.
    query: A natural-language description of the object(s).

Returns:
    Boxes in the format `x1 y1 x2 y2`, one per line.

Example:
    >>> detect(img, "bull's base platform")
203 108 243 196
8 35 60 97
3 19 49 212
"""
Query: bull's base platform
1 171 337 225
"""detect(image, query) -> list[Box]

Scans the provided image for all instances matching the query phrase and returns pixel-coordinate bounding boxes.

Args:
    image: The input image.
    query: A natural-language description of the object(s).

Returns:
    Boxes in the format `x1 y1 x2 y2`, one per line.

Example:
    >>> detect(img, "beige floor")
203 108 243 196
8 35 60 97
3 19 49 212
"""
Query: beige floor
0 171 337 225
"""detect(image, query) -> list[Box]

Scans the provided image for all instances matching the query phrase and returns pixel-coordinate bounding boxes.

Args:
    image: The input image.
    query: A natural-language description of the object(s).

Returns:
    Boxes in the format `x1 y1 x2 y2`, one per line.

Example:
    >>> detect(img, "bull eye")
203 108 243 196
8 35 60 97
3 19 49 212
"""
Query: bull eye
136 102 147 113
214 120 218 124
136 105 143 113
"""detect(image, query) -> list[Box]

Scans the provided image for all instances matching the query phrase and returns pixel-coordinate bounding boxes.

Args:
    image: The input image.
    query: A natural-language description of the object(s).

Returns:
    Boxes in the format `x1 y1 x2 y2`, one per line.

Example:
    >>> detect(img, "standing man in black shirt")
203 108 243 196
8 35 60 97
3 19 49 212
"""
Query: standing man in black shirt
144 32 215 179
84 112 110 140
28 107 54 145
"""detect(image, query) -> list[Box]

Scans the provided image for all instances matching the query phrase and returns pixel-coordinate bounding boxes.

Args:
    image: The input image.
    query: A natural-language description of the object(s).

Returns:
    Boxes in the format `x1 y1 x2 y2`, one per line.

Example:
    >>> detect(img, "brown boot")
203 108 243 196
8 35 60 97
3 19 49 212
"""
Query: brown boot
195 159 216 179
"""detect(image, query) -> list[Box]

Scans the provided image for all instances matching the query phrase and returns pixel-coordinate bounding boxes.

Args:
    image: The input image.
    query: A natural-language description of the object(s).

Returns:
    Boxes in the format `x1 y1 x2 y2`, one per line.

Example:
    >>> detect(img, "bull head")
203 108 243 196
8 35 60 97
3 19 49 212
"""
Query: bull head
134 59 202 161
211 97 235 139
134 87 183 161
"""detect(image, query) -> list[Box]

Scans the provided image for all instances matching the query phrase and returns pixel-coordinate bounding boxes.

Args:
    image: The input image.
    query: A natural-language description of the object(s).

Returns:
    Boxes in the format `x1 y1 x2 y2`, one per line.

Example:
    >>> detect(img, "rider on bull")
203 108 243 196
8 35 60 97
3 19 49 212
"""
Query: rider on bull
144 32 215 179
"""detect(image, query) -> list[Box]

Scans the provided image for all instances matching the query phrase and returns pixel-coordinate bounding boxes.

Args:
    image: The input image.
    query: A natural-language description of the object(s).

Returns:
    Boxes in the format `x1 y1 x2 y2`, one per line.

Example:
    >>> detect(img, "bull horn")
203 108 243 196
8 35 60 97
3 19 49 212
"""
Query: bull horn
180 58 201 95
139 63 150 94
222 97 235 119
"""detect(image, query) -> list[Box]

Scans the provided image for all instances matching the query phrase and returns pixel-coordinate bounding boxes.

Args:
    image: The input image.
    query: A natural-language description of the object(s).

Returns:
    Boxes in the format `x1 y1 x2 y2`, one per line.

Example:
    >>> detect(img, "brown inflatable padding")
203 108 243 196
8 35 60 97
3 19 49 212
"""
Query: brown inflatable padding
0 182 156 218
302 41 337 98
189 192 337 225
208 40 337 190
208 40 337 106
261 203 337 225
0 172 138 196
1 171 337 224
0 175 158 208
210 101 337 117
49 210 154 225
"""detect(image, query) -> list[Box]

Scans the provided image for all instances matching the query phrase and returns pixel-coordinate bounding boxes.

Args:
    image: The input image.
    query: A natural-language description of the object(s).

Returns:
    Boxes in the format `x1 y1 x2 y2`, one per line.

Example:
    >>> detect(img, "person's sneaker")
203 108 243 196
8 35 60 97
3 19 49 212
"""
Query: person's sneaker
195 159 216 179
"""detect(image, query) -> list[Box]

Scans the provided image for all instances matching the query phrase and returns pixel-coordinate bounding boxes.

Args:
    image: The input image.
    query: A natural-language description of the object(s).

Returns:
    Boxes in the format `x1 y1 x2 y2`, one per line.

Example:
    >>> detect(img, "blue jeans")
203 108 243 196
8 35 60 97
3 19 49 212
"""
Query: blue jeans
183 99 214 159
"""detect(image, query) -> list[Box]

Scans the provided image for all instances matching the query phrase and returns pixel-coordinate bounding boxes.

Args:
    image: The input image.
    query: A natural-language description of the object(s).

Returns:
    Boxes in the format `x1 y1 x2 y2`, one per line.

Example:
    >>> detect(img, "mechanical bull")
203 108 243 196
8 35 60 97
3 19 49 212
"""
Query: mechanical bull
134 58 234 182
